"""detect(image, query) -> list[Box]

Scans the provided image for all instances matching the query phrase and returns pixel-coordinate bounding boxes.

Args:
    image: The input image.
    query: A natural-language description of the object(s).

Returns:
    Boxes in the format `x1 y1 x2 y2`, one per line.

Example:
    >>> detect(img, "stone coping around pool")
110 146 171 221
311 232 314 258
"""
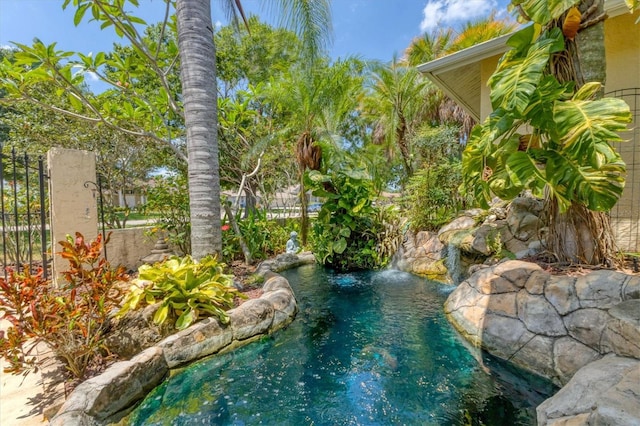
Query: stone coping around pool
49 256 310 426
444 260 640 425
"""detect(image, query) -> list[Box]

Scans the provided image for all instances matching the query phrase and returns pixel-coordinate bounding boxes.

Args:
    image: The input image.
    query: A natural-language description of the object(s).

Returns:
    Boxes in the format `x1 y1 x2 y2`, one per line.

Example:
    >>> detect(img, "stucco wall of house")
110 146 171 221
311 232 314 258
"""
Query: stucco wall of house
605 11 640 91
605 10 640 252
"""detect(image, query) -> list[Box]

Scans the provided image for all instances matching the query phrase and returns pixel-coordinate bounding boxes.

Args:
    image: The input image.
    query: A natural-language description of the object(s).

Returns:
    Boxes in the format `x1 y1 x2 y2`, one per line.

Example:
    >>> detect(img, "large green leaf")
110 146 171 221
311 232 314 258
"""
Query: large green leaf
175 308 196 330
545 149 625 211
489 28 564 114
505 24 538 51
333 238 347 254
525 75 574 132
509 0 580 25
554 96 632 156
153 303 170 326
489 150 546 200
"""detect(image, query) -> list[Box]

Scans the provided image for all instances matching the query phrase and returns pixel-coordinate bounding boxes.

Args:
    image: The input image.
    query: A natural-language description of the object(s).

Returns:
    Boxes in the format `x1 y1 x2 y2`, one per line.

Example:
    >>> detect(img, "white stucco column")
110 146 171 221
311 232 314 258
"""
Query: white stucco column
47 148 98 281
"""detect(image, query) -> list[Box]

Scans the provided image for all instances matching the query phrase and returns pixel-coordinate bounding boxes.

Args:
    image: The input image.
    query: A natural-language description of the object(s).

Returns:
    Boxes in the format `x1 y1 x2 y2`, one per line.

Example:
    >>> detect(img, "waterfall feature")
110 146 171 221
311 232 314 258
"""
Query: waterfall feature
446 243 462 284
389 241 404 270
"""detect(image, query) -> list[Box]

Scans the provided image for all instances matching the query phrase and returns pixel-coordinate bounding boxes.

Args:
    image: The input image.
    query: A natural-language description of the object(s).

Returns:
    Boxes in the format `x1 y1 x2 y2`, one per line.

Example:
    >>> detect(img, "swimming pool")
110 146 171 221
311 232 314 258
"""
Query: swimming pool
128 264 556 425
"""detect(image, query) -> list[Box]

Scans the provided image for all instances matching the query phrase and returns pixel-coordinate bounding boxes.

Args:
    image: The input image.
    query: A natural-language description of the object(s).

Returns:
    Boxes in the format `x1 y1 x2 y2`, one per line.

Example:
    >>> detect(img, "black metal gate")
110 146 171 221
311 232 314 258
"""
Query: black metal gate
0 147 50 279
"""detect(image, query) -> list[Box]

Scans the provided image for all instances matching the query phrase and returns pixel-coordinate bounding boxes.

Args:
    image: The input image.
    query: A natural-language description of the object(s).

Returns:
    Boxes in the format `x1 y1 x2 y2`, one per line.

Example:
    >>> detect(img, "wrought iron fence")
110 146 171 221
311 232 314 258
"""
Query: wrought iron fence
607 88 640 253
0 147 50 279
85 175 108 261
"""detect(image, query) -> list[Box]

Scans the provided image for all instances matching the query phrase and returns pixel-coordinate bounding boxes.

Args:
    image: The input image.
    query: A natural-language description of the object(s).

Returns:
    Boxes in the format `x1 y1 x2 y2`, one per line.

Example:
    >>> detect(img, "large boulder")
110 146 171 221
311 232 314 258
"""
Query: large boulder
537 355 640 426
506 196 544 242
396 194 548 283
445 260 640 385
105 303 174 359
394 231 449 281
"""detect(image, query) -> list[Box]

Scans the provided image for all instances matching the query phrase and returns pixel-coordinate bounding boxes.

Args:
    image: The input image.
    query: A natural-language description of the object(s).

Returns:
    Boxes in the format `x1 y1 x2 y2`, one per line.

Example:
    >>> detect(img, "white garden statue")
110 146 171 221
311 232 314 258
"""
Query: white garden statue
286 231 301 254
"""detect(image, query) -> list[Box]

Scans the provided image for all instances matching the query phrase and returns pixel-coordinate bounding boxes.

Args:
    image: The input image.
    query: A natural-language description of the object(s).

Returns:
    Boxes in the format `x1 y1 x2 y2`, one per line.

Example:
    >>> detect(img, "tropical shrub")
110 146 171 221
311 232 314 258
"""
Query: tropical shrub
221 210 291 264
237 209 290 260
308 146 393 271
118 255 242 330
412 124 464 164
0 267 49 374
404 158 472 231
374 206 405 267
220 222 241 261
143 174 191 255
0 233 128 379
463 25 631 213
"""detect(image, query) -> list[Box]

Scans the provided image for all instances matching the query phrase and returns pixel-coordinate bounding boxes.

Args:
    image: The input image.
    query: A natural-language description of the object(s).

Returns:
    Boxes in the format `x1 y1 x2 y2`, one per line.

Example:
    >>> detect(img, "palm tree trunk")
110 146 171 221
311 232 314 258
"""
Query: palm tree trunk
176 0 222 259
546 0 618 265
396 116 413 177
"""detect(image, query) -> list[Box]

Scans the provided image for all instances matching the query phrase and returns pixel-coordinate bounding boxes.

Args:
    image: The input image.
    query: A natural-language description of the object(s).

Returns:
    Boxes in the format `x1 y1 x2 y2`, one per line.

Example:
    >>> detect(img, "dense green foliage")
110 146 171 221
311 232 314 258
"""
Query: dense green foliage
118 255 241 330
404 125 473 230
405 160 465 231
307 145 401 270
221 209 291 263
463 25 631 213
309 169 381 270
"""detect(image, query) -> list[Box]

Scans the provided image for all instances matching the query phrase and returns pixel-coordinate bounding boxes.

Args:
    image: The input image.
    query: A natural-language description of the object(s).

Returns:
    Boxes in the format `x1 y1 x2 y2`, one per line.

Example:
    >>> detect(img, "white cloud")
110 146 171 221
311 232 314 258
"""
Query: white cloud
71 64 99 82
419 0 497 33
215 20 222 28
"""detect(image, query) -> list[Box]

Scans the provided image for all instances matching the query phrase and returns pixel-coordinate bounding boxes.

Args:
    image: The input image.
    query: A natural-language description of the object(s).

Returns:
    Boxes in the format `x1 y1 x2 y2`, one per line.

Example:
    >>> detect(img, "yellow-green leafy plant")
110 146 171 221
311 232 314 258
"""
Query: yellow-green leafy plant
118 255 243 330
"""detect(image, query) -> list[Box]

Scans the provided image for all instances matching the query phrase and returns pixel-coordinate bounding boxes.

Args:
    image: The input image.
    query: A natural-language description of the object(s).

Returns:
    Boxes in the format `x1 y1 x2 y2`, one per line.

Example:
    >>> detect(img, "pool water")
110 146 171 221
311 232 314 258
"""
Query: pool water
128 265 556 425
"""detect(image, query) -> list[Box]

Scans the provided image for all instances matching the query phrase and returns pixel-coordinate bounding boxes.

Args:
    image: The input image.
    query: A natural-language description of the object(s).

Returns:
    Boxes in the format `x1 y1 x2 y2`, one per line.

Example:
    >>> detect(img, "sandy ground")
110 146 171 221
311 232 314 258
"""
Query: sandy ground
0 324 65 426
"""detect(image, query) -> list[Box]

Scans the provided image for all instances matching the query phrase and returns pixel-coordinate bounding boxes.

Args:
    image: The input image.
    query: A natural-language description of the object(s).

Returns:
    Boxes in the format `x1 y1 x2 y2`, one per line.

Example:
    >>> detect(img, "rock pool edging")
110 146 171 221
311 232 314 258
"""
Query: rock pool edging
50 264 306 426
536 354 640 425
395 195 547 282
444 260 640 425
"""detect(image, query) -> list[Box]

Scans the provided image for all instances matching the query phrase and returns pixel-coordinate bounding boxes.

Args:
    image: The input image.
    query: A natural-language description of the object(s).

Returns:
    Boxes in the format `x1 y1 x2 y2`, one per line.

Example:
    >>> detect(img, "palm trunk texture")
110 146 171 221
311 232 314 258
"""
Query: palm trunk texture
176 0 222 258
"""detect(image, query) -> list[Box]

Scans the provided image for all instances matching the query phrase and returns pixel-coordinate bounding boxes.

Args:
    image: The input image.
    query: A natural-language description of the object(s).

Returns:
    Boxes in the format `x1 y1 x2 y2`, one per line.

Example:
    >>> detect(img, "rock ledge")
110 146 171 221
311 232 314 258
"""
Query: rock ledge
50 255 310 426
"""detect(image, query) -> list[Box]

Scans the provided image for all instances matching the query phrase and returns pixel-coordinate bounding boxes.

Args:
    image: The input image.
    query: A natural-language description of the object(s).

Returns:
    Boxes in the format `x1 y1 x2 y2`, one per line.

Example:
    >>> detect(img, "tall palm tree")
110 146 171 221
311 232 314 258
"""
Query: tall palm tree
362 57 431 185
175 0 331 257
176 0 220 259
449 12 517 52
263 59 364 244
404 14 517 141
404 29 454 65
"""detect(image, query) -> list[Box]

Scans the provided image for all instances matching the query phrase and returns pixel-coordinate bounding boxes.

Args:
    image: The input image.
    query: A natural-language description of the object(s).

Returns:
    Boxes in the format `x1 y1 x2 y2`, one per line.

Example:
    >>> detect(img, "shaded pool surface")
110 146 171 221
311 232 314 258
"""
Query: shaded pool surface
128 265 556 425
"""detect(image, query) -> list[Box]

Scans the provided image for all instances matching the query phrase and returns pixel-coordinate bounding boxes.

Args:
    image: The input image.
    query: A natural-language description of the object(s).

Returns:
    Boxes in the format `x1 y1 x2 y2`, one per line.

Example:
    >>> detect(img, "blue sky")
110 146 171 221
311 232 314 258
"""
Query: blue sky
1 0 512 63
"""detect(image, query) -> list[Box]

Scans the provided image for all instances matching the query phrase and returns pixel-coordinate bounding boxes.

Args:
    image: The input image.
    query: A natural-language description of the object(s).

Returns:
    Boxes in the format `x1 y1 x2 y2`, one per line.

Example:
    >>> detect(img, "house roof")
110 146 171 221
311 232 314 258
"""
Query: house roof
416 0 633 121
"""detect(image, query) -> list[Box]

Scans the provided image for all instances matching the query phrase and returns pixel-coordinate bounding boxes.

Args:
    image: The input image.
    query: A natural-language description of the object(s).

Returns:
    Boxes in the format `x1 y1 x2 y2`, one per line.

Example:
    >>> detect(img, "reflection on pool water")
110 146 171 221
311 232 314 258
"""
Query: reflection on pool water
128 265 557 425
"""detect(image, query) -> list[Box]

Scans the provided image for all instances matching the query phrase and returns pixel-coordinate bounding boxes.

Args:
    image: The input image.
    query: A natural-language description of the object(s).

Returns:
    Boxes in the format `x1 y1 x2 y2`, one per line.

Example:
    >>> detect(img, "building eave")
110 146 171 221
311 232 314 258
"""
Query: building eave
416 0 634 121
416 32 512 76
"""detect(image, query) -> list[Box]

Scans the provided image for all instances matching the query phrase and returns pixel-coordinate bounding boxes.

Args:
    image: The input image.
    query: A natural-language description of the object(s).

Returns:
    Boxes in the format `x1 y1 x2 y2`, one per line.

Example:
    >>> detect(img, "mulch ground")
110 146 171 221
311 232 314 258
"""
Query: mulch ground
521 253 640 277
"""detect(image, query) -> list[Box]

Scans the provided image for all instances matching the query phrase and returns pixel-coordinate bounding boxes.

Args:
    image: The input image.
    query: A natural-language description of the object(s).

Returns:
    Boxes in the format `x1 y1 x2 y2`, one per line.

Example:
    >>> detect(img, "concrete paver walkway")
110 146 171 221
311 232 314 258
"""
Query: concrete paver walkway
0 326 65 425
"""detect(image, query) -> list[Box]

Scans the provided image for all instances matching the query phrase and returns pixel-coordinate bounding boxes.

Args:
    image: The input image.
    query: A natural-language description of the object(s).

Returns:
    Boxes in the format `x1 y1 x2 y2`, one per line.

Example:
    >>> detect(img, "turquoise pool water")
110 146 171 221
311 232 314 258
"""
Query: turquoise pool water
128 265 556 425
